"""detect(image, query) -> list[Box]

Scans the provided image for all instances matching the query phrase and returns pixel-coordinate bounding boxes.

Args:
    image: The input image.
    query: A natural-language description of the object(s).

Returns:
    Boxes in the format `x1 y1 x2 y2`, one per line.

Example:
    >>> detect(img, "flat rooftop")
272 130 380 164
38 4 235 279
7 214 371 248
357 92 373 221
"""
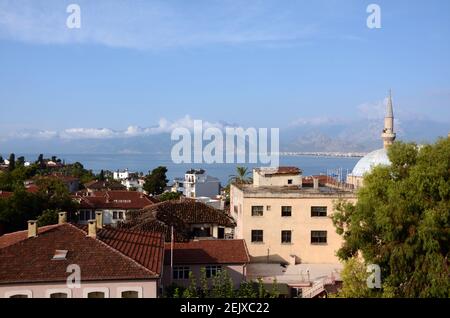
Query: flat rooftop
234 183 356 198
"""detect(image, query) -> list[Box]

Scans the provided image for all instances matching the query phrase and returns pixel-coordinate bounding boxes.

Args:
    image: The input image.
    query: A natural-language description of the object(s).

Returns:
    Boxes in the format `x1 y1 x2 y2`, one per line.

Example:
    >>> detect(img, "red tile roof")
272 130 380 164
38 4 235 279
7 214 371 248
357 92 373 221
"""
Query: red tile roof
84 180 126 191
164 240 250 265
0 223 165 284
120 200 235 241
75 191 155 210
0 224 60 249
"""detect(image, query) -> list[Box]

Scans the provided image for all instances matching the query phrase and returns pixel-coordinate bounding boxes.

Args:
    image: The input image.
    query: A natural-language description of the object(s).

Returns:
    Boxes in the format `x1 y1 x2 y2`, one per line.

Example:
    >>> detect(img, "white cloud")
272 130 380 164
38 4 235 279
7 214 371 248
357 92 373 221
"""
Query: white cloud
0 0 318 50
1 115 232 140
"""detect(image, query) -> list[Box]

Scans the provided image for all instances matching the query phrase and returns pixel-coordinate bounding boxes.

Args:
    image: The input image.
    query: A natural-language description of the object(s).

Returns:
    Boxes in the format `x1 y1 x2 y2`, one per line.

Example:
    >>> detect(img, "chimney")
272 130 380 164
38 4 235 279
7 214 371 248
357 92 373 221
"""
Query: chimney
313 178 319 189
27 220 38 238
58 212 67 224
87 220 97 238
95 211 103 229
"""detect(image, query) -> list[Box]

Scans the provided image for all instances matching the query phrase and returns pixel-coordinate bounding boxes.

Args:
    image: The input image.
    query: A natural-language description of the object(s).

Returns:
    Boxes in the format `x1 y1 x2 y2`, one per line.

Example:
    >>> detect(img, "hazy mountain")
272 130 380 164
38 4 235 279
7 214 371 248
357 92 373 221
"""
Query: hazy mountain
0 118 448 156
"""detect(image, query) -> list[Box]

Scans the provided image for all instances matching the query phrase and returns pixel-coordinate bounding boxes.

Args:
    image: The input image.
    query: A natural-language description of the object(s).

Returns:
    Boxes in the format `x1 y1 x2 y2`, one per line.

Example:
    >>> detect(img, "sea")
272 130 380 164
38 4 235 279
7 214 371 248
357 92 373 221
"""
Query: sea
16 153 360 185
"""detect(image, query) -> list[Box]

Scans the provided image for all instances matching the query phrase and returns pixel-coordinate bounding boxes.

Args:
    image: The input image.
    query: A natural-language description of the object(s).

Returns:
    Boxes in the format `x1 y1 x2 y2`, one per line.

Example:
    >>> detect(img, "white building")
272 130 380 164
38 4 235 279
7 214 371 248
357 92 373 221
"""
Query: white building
182 169 221 199
113 169 144 192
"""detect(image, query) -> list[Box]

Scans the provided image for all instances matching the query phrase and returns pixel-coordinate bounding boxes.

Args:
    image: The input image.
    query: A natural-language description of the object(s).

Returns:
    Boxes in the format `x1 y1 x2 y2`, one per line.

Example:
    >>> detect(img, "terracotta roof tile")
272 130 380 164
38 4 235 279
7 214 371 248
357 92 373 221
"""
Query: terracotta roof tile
0 224 165 284
120 200 235 241
164 240 250 265
75 191 155 210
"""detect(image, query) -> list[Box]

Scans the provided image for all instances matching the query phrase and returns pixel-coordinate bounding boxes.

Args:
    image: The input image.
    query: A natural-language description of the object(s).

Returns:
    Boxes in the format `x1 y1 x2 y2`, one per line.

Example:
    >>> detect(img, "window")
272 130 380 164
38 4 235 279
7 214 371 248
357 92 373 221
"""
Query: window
83 287 109 298
288 179 293 185
5 290 32 298
206 265 222 278
281 231 292 244
113 211 125 220
46 289 71 298
251 206 264 216
281 206 292 217
79 210 94 221
218 227 225 239
9 294 29 298
49 293 68 298
117 287 142 298
233 205 238 213
87 292 105 298
311 231 327 244
266 205 271 211
121 291 139 298
173 266 190 280
251 230 263 243
311 206 327 217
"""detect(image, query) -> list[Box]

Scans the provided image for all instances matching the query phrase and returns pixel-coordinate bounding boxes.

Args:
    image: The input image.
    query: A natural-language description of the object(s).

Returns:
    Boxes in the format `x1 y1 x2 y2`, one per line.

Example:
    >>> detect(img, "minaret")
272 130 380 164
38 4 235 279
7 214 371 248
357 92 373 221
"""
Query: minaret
381 90 396 149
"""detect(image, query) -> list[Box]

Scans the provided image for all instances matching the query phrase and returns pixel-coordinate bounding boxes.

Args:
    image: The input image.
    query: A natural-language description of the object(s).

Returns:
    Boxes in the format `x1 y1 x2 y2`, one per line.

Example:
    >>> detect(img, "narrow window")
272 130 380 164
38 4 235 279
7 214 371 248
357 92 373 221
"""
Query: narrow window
281 230 292 244
251 230 263 243
50 293 68 298
251 206 264 216
311 231 327 244
311 206 327 217
87 291 105 298
121 291 139 298
281 206 292 217
206 265 222 278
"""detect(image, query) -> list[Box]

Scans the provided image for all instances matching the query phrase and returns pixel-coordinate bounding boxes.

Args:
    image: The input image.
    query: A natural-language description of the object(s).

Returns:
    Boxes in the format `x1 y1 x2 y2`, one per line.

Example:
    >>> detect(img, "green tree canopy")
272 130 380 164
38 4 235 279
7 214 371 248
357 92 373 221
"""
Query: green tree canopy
333 139 450 297
143 166 168 195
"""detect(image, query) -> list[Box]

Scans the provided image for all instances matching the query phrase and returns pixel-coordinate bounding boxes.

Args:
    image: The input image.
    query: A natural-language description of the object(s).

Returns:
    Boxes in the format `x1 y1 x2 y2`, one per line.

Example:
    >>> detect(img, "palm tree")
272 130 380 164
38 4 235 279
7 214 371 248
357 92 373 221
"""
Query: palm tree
228 166 252 185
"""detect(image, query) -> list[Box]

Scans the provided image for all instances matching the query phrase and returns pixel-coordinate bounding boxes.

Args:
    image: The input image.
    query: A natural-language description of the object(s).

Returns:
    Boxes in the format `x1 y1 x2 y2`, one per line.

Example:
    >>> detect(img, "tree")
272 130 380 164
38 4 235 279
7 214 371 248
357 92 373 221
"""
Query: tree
37 209 59 226
8 153 15 171
143 166 168 195
332 139 450 298
211 269 234 298
36 154 44 165
182 272 198 298
336 258 378 298
98 170 105 181
16 156 25 167
236 281 257 298
158 191 181 202
228 166 252 185
0 155 3 164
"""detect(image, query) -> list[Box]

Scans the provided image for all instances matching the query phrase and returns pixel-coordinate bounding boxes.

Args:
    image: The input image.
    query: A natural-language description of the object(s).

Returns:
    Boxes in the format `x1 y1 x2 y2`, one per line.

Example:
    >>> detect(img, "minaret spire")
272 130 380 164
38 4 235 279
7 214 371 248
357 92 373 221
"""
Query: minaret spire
381 90 396 149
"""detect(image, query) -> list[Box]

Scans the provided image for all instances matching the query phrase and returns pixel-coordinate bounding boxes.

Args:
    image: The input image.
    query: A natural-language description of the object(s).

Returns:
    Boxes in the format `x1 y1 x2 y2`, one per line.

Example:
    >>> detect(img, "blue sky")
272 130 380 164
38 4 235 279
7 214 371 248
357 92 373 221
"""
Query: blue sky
0 0 449 141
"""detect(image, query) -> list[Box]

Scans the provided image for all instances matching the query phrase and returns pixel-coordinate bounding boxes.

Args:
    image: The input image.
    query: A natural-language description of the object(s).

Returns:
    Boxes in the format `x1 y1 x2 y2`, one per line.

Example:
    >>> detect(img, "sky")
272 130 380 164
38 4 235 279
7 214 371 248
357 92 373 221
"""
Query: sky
0 0 449 143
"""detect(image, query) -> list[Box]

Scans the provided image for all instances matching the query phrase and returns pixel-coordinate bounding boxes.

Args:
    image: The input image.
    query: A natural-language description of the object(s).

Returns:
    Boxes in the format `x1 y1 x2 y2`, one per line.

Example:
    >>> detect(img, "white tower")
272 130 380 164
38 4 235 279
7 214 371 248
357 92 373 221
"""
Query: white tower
381 90 396 149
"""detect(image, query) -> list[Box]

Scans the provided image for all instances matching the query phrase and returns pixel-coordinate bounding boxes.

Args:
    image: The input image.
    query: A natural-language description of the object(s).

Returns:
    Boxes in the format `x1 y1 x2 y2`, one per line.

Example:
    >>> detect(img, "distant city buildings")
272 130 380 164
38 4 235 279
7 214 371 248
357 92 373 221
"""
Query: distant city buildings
72 190 156 225
175 169 221 199
113 169 145 192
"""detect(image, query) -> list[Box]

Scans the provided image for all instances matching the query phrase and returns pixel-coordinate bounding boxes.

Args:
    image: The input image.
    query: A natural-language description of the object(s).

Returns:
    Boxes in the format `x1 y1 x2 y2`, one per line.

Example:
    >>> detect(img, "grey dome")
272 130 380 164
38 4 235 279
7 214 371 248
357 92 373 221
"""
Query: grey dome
351 148 391 177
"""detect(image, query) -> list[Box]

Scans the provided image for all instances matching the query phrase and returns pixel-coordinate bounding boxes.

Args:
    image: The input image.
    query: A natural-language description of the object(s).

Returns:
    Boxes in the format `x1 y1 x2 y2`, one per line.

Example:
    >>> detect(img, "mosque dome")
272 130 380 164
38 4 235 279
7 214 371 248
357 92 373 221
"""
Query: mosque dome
351 148 391 177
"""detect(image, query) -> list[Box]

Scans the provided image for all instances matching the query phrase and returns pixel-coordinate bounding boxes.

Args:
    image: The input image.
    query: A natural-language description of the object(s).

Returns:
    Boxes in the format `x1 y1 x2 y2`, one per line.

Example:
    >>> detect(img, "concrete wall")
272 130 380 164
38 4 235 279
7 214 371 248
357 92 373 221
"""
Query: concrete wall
0 280 159 298
253 171 302 187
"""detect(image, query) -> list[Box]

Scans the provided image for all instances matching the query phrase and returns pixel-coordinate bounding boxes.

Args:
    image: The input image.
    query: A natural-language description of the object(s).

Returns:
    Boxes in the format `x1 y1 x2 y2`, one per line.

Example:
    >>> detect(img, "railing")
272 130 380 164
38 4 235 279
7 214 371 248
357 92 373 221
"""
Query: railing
302 280 326 298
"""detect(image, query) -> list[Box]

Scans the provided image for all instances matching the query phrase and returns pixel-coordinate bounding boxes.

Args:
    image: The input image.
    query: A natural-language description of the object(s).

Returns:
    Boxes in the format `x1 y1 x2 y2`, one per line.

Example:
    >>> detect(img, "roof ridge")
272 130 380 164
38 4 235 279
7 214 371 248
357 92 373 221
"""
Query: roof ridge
69 224 161 277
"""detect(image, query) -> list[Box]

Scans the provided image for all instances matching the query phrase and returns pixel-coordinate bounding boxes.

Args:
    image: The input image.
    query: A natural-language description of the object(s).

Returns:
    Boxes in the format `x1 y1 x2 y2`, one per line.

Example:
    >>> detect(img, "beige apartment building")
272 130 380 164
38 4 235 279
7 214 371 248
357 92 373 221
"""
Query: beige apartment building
230 167 356 265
